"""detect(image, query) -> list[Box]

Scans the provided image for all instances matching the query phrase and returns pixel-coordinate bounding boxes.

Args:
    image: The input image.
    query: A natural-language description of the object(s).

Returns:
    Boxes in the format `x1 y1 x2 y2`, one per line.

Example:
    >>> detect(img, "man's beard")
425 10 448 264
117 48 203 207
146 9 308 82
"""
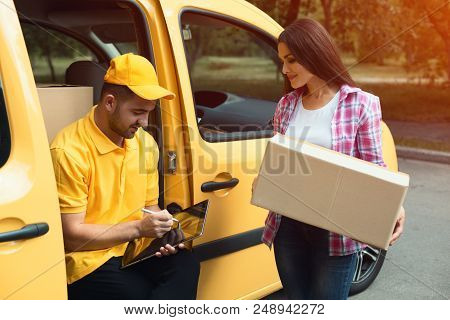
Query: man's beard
110 114 135 139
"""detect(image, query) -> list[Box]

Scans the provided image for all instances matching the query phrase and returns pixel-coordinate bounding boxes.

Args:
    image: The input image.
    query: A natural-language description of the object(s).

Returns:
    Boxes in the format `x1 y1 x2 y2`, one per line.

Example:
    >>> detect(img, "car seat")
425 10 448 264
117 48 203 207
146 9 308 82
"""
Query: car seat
65 61 107 104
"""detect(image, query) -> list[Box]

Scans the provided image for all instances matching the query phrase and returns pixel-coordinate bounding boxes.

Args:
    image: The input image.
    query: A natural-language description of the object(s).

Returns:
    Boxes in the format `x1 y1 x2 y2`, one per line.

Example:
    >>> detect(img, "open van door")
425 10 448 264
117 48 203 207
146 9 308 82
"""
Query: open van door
156 0 284 299
0 0 66 299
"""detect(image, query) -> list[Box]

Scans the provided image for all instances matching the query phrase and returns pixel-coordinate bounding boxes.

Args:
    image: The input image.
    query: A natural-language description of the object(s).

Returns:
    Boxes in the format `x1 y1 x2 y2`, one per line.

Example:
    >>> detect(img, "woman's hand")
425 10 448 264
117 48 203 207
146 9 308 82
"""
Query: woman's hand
390 206 405 246
252 176 259 193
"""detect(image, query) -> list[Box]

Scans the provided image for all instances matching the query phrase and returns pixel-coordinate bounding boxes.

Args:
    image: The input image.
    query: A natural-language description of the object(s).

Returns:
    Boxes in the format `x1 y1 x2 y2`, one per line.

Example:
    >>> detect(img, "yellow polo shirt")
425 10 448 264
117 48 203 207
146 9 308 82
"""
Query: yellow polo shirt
50 106 159 284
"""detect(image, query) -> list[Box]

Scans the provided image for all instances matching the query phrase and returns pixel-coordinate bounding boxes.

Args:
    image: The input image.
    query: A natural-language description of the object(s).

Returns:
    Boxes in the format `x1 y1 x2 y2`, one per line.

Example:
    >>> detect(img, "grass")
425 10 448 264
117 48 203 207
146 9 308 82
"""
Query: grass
360 83 450 123
31 57 96 83
190 56 450 152
192 78 284 102
393 137 450 152
34 56 448 124
193 80 450 124
191 56 450 123
342 56 431 81
33 55 449 152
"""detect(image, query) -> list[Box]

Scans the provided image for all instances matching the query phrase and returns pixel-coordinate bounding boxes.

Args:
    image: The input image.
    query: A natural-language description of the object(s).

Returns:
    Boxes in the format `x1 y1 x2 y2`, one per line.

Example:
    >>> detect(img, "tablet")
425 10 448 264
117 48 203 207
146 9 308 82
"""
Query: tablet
121 200 209 269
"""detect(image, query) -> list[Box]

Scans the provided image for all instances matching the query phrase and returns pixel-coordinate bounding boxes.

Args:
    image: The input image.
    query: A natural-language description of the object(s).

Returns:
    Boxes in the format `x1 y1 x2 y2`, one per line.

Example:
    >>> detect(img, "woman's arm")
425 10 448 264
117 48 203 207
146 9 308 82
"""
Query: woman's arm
356 95 386 167
390 206 405 246
356 94 405 245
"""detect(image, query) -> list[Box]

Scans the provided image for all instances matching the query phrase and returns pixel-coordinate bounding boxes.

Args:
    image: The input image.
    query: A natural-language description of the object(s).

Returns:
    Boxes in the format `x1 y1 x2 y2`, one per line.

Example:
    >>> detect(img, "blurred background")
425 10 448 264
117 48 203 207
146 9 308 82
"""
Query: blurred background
22 0 450 152
249 0 450 153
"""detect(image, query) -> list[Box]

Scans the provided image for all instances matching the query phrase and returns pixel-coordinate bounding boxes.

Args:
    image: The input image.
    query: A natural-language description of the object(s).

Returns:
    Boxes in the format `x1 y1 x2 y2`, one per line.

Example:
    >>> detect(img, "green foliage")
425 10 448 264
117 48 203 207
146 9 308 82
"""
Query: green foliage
248 0 449 81
361 83 450 122
22 23 93 82
333 0 404 65
186 25 268 58
23 23 90 58
397 0 449 81
248 0 318 26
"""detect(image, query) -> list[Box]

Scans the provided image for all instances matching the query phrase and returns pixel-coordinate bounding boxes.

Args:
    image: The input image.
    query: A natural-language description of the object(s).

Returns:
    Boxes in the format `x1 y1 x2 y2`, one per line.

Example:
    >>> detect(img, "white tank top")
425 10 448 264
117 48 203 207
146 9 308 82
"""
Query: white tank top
285 92 339 149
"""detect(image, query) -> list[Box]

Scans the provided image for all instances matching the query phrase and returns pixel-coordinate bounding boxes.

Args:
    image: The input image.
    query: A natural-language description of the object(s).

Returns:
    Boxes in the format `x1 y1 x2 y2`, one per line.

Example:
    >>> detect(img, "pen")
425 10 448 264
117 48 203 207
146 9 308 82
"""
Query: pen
141 208 179 223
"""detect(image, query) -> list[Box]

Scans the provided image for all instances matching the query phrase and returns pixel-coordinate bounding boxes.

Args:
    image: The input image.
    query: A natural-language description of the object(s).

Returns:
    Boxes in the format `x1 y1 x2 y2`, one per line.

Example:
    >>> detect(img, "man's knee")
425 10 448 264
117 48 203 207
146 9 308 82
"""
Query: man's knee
148 250 200 299
176 249 201 277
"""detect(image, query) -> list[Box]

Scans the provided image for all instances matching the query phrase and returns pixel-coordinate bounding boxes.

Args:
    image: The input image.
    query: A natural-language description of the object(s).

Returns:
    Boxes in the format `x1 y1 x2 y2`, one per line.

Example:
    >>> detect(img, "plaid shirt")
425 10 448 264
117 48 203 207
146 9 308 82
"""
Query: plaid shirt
262 84 386 256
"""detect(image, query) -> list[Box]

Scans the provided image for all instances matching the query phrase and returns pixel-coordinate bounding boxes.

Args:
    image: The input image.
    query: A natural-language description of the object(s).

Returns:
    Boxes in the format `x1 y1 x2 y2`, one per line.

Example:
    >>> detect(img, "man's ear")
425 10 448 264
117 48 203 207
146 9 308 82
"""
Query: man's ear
103 93 118 113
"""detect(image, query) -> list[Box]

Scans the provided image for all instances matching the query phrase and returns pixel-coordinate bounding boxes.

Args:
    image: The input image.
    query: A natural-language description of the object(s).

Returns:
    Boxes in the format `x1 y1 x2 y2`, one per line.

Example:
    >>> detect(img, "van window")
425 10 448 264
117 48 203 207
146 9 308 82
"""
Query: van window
114 42 139 54
22 23 97 83
0 79 11 167
181 12 284 142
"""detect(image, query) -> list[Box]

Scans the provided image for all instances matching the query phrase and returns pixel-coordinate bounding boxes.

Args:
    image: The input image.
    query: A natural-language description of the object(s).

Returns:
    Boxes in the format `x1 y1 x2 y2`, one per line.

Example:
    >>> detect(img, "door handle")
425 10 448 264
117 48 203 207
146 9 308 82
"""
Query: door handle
0 223 49 243
201 178 239 192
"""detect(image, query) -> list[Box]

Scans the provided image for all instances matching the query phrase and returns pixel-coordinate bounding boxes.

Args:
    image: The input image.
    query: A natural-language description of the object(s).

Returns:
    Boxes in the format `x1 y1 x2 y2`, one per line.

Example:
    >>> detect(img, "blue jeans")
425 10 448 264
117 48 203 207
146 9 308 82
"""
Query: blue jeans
274 217 357 300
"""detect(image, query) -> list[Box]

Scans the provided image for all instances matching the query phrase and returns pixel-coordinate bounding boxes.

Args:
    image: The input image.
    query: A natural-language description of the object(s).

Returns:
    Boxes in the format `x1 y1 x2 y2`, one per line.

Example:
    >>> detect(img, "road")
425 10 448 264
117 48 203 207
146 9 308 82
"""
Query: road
266 158 450 300
385 120 450 145
351 158 450 300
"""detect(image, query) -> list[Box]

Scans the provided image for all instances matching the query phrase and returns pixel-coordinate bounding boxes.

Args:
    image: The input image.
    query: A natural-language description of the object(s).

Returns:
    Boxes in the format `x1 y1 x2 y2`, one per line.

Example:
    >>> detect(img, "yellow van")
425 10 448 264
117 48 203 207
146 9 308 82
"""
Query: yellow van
0 0 398 299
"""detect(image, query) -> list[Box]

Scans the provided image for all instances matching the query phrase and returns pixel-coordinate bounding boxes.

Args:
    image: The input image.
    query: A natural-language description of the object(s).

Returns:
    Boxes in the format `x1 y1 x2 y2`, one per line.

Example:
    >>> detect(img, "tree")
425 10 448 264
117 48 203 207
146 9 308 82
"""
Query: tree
320 0 333 32
248 0 310 27
285 0 302 26
401 0 450 82
250 0 448 82
23 24 57 82
22 23 91 82
333 0 406 65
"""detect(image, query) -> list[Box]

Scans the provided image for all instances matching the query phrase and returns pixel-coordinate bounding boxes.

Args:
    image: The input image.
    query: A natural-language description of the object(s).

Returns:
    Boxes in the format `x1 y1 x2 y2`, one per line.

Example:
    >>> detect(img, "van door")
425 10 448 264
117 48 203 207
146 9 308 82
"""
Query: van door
0 0 66 299
157 0 284 299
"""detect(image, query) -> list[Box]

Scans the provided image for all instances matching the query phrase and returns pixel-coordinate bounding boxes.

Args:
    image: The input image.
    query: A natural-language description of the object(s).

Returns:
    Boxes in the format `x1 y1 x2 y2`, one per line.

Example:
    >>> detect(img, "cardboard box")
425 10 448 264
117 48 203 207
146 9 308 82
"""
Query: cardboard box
251 133 409 250
37 85 93 143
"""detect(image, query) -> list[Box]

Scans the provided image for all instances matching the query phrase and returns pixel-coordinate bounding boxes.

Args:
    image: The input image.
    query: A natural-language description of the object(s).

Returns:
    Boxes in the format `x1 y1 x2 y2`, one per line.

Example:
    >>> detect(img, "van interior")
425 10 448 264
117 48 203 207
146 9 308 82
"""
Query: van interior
14 0 154 141
12 0 165 209
14 0 279 145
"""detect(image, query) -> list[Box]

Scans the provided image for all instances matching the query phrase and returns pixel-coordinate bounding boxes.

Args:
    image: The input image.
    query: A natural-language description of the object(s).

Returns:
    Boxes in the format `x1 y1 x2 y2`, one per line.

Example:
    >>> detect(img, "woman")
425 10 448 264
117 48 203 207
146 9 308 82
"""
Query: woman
260 18 405 300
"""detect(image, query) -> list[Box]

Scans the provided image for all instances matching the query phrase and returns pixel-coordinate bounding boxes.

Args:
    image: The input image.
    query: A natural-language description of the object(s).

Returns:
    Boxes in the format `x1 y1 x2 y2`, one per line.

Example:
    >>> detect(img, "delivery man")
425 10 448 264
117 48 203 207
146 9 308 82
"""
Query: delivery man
50 53 200 299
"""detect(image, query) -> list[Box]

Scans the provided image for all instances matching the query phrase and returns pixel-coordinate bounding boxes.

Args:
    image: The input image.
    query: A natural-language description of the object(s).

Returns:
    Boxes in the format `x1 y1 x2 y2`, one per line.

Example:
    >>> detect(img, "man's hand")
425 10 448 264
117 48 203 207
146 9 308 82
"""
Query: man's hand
139 209 173 238
141 208 187 257
390 206 405 246
155 243 186 258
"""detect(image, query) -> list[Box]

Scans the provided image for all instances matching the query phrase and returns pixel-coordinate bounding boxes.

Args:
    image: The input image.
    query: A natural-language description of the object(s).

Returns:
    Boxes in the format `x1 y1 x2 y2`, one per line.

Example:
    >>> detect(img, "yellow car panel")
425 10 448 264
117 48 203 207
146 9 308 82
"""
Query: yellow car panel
0 0 66 299
381 122 398 172
157 0 283 299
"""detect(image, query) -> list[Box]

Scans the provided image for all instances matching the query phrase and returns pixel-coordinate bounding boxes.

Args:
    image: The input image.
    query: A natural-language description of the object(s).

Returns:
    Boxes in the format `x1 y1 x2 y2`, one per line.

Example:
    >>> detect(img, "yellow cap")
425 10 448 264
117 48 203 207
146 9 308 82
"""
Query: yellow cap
104 53 175 100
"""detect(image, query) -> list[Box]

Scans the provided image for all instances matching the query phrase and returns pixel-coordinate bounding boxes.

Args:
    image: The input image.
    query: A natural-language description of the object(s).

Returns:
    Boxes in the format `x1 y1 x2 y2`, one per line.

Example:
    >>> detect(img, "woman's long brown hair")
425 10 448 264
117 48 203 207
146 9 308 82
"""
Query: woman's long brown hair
279 18 356 94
